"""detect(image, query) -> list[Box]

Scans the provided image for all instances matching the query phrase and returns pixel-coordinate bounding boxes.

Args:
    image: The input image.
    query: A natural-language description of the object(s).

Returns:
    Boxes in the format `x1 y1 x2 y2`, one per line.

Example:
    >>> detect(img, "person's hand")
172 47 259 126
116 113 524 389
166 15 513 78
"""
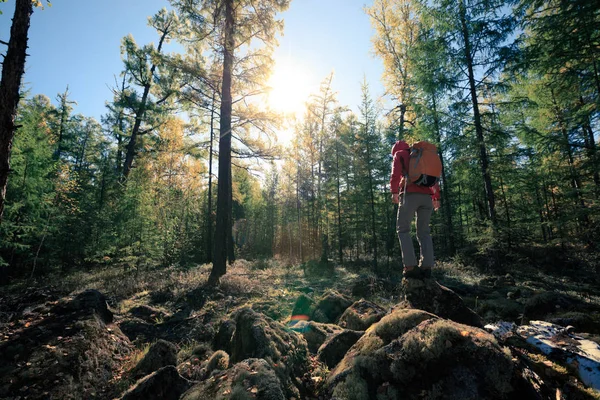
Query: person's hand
392 193 399 204
433 199 441 211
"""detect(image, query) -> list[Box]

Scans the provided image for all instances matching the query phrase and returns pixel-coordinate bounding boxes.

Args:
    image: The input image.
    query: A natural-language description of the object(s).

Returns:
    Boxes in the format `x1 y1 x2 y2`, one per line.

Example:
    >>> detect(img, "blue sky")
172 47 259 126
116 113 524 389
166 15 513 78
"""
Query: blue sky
0 0 385 122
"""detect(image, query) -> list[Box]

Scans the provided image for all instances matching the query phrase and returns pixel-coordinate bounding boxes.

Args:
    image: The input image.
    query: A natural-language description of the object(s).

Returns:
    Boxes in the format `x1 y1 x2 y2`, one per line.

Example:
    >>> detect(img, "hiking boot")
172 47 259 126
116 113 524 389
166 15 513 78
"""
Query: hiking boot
403 266 419 279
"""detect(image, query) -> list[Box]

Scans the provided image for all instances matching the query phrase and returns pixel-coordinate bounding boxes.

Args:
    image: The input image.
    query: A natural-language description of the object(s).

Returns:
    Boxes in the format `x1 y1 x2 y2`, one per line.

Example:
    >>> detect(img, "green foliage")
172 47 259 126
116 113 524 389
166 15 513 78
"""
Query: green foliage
3 0 599 280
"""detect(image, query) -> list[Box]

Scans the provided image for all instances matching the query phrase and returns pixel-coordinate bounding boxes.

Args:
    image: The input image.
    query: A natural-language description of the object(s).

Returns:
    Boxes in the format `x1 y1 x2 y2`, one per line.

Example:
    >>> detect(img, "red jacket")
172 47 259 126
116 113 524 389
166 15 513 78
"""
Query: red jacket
390 140 440 200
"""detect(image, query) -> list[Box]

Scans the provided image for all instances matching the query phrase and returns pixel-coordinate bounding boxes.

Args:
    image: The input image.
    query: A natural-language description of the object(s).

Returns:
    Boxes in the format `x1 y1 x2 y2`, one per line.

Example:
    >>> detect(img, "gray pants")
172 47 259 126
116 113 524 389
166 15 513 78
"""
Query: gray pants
396 193 434 268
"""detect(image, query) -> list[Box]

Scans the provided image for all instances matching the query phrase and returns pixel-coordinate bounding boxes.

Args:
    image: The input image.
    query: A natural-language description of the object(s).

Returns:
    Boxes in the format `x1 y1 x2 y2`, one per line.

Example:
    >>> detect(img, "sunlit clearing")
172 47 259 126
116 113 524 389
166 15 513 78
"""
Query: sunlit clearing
267 59 312 117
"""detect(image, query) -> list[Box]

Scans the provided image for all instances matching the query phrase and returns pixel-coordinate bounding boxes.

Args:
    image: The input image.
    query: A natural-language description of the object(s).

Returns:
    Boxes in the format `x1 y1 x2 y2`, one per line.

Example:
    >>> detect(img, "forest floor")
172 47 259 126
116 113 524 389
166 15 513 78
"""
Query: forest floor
2 249 600 399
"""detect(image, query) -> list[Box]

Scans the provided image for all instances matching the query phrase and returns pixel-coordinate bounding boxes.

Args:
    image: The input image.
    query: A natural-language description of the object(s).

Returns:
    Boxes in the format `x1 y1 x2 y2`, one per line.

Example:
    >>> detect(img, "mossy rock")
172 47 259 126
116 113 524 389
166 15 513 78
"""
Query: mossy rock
402 278 483 327
129 305 169 323
317 329 364 369
0 290 132 399
293 321 343 353
182 358 285 400
311 290 353 324
132 339 178 378
328 308 534 399
120 366 191 400
338 299 387 331
215 307 310 398
54 289 113 323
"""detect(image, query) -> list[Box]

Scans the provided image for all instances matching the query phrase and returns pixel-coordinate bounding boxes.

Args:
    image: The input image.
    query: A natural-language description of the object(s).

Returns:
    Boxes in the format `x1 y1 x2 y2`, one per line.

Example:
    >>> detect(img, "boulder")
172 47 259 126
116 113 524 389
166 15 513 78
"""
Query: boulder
205 350 230 377
0 290 132 400
120 366 191 400
292 321 344 353
317 329 364 369
129 305 169 323
59 289 113 323
338 299 387 331
402 278 483 327
182 358 286 400
328 308 534 399
119 315 215 344
215 307 310 399
213 319 236 355
311 290 353 324
132 339 178 378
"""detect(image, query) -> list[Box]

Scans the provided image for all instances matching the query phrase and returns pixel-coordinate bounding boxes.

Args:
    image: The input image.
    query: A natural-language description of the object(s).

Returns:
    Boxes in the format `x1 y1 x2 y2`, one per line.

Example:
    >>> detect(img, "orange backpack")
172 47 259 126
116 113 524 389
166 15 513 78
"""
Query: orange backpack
408 141 442 187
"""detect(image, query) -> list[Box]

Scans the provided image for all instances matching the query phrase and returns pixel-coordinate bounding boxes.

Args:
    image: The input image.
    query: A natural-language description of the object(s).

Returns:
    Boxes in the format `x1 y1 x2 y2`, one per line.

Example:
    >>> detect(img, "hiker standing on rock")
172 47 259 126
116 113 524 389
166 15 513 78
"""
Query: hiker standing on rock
390 140 441 279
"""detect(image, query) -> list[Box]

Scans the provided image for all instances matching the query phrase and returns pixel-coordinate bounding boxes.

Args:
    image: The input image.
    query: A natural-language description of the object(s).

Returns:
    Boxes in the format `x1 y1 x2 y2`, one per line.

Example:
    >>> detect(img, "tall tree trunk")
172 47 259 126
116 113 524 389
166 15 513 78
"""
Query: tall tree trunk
227 164 235 263
534 185 547 243
0 0 33 222
458 0 496 225
397 103 406 139
583 119 599 197
498 175 511 248
542 180 553 240
550 89 588 229
364 131 377 268
209 0 234 285
296 158 303 263
122 29 169 179
335 132 343 264
206 91 216 262
431 95 455 254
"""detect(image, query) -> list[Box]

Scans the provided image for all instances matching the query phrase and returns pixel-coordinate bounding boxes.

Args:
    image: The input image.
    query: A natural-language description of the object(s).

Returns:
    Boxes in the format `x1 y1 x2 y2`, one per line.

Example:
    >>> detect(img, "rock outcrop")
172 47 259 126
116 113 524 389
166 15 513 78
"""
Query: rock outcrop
328 308 535 399
402 278 483 327
317 329 364 369
214 306 310 398
132 339 178 378
0 289 132 399
338 299 387 331
182 358 286 400
311 290 353 324
120 366 192 400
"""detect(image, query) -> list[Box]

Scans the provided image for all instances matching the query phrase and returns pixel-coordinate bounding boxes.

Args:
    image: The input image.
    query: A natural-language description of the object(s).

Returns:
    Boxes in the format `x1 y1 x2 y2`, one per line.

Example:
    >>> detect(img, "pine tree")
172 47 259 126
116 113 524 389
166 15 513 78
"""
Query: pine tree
0 0 34 221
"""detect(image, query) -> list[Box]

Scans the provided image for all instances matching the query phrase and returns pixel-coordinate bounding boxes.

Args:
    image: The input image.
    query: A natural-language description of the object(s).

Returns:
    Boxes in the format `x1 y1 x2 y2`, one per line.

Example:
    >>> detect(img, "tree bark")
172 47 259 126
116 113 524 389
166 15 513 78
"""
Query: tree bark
206 90 216 262
335 129 343 265
208 0 234 285
431 95 455 254
122 28 169 179
0 0 34 222
458 0 497 225
364 128 377 268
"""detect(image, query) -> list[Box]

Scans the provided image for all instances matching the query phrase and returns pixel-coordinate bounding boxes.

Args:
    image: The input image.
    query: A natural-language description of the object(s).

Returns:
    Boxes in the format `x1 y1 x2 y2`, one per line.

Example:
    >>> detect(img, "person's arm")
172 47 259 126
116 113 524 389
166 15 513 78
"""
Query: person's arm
431 182 441 210
390 152 404 204
390 152 402 194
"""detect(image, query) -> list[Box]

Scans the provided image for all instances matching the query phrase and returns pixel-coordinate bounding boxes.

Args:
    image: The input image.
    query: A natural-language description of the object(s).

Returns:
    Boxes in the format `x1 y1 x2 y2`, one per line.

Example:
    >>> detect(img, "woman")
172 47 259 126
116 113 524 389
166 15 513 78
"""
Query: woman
390 140 440 279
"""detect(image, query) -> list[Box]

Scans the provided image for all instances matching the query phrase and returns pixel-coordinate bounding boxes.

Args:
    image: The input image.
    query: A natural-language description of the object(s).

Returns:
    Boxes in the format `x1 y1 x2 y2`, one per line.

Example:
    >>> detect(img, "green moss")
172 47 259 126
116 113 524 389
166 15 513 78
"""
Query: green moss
206 350 230 374
332 371 369 400
374 309 437 344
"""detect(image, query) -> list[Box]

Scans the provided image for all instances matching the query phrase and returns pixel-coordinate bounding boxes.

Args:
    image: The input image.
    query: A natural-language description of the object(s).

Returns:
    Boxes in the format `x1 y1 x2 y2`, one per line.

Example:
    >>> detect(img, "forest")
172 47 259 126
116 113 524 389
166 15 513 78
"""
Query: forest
1 0 598 279
1 0 600 399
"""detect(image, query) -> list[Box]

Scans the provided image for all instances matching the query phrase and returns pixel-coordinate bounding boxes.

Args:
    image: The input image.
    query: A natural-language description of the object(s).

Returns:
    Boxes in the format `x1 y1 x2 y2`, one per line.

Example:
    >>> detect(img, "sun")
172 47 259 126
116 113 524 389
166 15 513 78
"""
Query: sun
266 59 312 116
